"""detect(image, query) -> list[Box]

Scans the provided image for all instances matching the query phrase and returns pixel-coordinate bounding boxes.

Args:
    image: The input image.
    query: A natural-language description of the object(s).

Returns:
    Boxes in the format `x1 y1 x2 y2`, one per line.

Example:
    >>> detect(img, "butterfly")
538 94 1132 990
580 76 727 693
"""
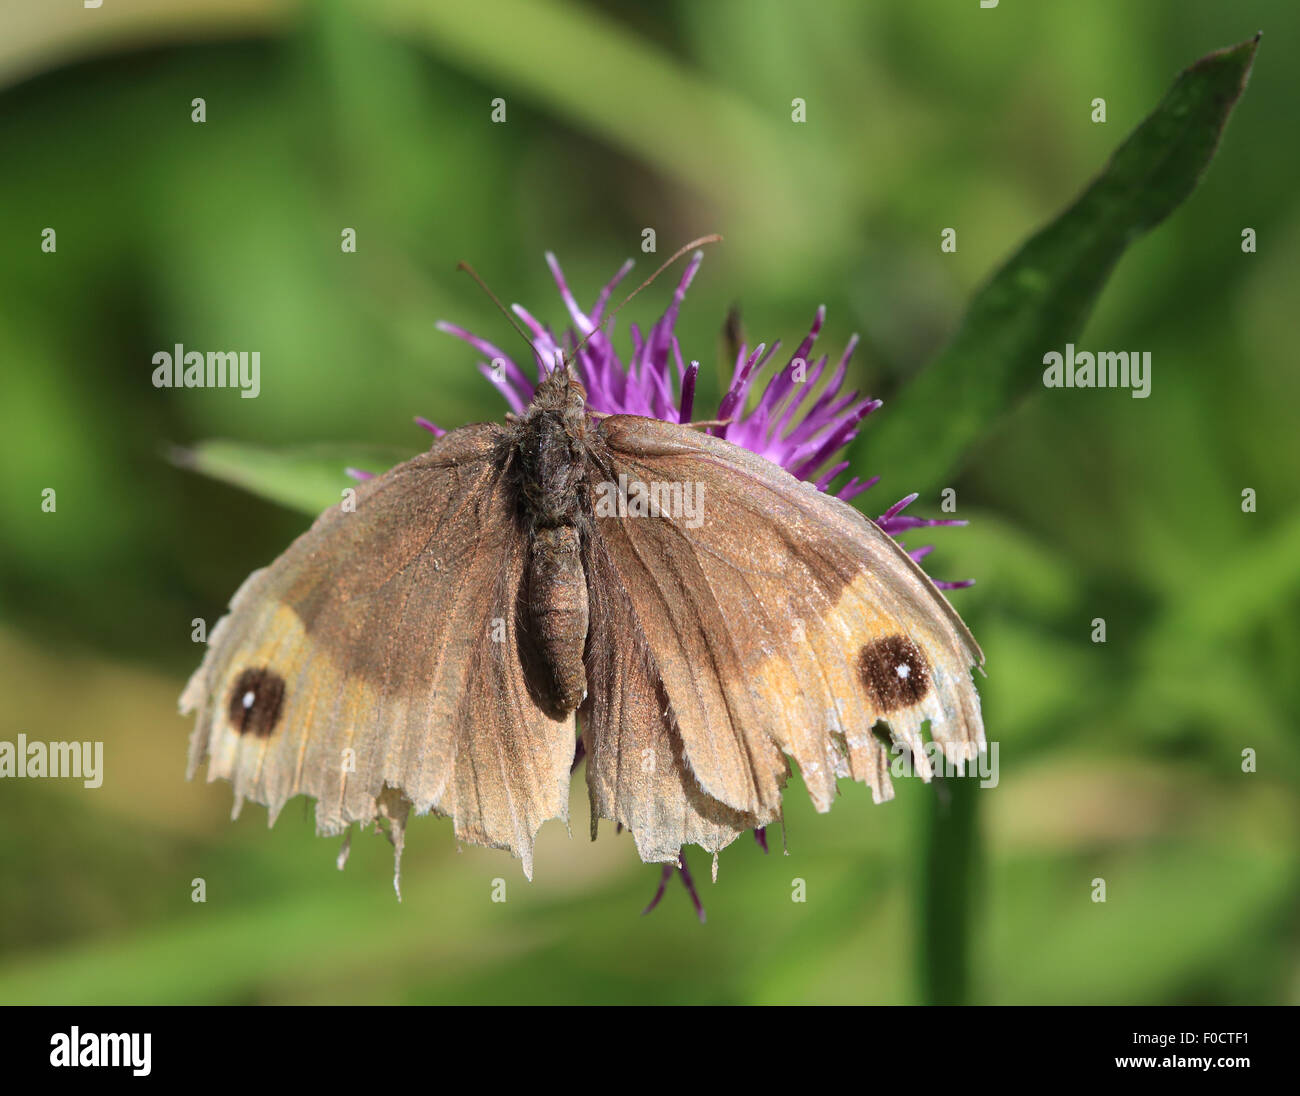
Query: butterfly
181 362 985 887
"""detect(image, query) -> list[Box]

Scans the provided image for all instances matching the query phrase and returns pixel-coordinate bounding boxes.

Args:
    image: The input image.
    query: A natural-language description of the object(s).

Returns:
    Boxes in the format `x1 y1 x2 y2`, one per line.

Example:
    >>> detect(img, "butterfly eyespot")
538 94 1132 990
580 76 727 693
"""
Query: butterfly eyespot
858 635 930 712
227 667 286 737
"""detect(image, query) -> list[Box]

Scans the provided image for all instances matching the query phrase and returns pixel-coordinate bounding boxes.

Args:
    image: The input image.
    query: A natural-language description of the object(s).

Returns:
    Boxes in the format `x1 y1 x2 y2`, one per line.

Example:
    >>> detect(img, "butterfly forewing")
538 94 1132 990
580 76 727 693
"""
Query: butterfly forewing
182 424 573 879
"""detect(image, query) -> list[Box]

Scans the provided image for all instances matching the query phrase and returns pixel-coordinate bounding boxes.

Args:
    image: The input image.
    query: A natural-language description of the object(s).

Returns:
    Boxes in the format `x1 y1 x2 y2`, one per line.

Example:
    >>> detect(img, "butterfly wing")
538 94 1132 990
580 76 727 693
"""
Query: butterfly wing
582 414 983 847
580 532 763 864
181 424 574 880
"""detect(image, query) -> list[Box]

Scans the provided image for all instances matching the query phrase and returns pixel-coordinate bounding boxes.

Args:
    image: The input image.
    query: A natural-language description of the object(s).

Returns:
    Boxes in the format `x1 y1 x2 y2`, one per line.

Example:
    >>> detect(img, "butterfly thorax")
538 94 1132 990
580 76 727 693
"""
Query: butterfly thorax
509 370 594 716
512 370 592 529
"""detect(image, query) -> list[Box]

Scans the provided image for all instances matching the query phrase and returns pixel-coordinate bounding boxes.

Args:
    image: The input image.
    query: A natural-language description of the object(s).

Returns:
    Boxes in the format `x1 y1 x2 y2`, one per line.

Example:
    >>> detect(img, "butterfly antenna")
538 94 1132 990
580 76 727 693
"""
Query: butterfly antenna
566 234 723 366
455 261 544 369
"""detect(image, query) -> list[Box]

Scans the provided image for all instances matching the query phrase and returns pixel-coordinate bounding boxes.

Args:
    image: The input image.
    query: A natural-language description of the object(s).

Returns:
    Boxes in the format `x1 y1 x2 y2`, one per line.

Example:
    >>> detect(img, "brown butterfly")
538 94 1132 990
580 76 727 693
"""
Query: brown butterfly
182 258 984 889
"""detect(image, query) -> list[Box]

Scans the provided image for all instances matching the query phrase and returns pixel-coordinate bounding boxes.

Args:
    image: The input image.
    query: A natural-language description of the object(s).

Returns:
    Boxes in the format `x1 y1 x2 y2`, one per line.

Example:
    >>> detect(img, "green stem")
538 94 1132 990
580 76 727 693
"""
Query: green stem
919 774 982 1005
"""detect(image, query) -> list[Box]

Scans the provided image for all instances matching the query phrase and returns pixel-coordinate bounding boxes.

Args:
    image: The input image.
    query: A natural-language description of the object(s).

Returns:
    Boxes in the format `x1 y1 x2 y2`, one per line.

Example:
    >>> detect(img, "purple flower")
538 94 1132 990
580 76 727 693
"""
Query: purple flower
437 251 972 588
438 252 974 918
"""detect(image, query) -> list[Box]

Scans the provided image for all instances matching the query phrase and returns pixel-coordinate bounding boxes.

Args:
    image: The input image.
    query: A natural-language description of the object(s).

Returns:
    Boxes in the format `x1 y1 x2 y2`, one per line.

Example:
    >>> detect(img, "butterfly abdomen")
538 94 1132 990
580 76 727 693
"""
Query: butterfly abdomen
526 524 589 713
509 375 597 716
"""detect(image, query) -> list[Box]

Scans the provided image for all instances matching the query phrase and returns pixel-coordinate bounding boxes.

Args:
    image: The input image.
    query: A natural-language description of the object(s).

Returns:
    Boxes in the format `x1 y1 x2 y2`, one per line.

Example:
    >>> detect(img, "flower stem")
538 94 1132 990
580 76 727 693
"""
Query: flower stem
918 774 982 1005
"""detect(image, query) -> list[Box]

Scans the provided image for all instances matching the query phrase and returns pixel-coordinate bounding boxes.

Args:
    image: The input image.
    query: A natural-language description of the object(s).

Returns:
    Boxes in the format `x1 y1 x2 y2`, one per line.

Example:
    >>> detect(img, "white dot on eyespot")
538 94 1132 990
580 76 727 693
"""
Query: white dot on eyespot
896 664 910 679
242 690 256 709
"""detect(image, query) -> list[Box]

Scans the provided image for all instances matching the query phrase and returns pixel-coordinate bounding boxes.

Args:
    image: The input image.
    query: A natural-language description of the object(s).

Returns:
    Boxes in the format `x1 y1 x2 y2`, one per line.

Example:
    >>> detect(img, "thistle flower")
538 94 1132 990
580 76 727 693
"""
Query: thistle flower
437 251 972 586
437 252 974 918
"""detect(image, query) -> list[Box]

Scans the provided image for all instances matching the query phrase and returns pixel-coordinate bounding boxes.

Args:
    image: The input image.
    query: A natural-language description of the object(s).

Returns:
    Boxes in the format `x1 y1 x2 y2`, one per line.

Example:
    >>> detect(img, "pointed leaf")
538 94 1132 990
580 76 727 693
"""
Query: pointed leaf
862 35 1260 494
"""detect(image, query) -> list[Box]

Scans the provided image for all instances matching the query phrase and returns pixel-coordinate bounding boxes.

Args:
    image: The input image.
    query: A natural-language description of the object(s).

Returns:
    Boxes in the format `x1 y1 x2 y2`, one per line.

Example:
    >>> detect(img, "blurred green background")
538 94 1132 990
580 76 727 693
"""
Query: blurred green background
1 0 1297 1005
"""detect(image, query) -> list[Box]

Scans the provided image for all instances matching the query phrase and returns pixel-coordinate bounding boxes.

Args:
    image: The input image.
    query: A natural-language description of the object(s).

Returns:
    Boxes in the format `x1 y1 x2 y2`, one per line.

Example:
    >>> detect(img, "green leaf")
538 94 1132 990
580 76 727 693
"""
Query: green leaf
861 34 1260 495
170 440 416 516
